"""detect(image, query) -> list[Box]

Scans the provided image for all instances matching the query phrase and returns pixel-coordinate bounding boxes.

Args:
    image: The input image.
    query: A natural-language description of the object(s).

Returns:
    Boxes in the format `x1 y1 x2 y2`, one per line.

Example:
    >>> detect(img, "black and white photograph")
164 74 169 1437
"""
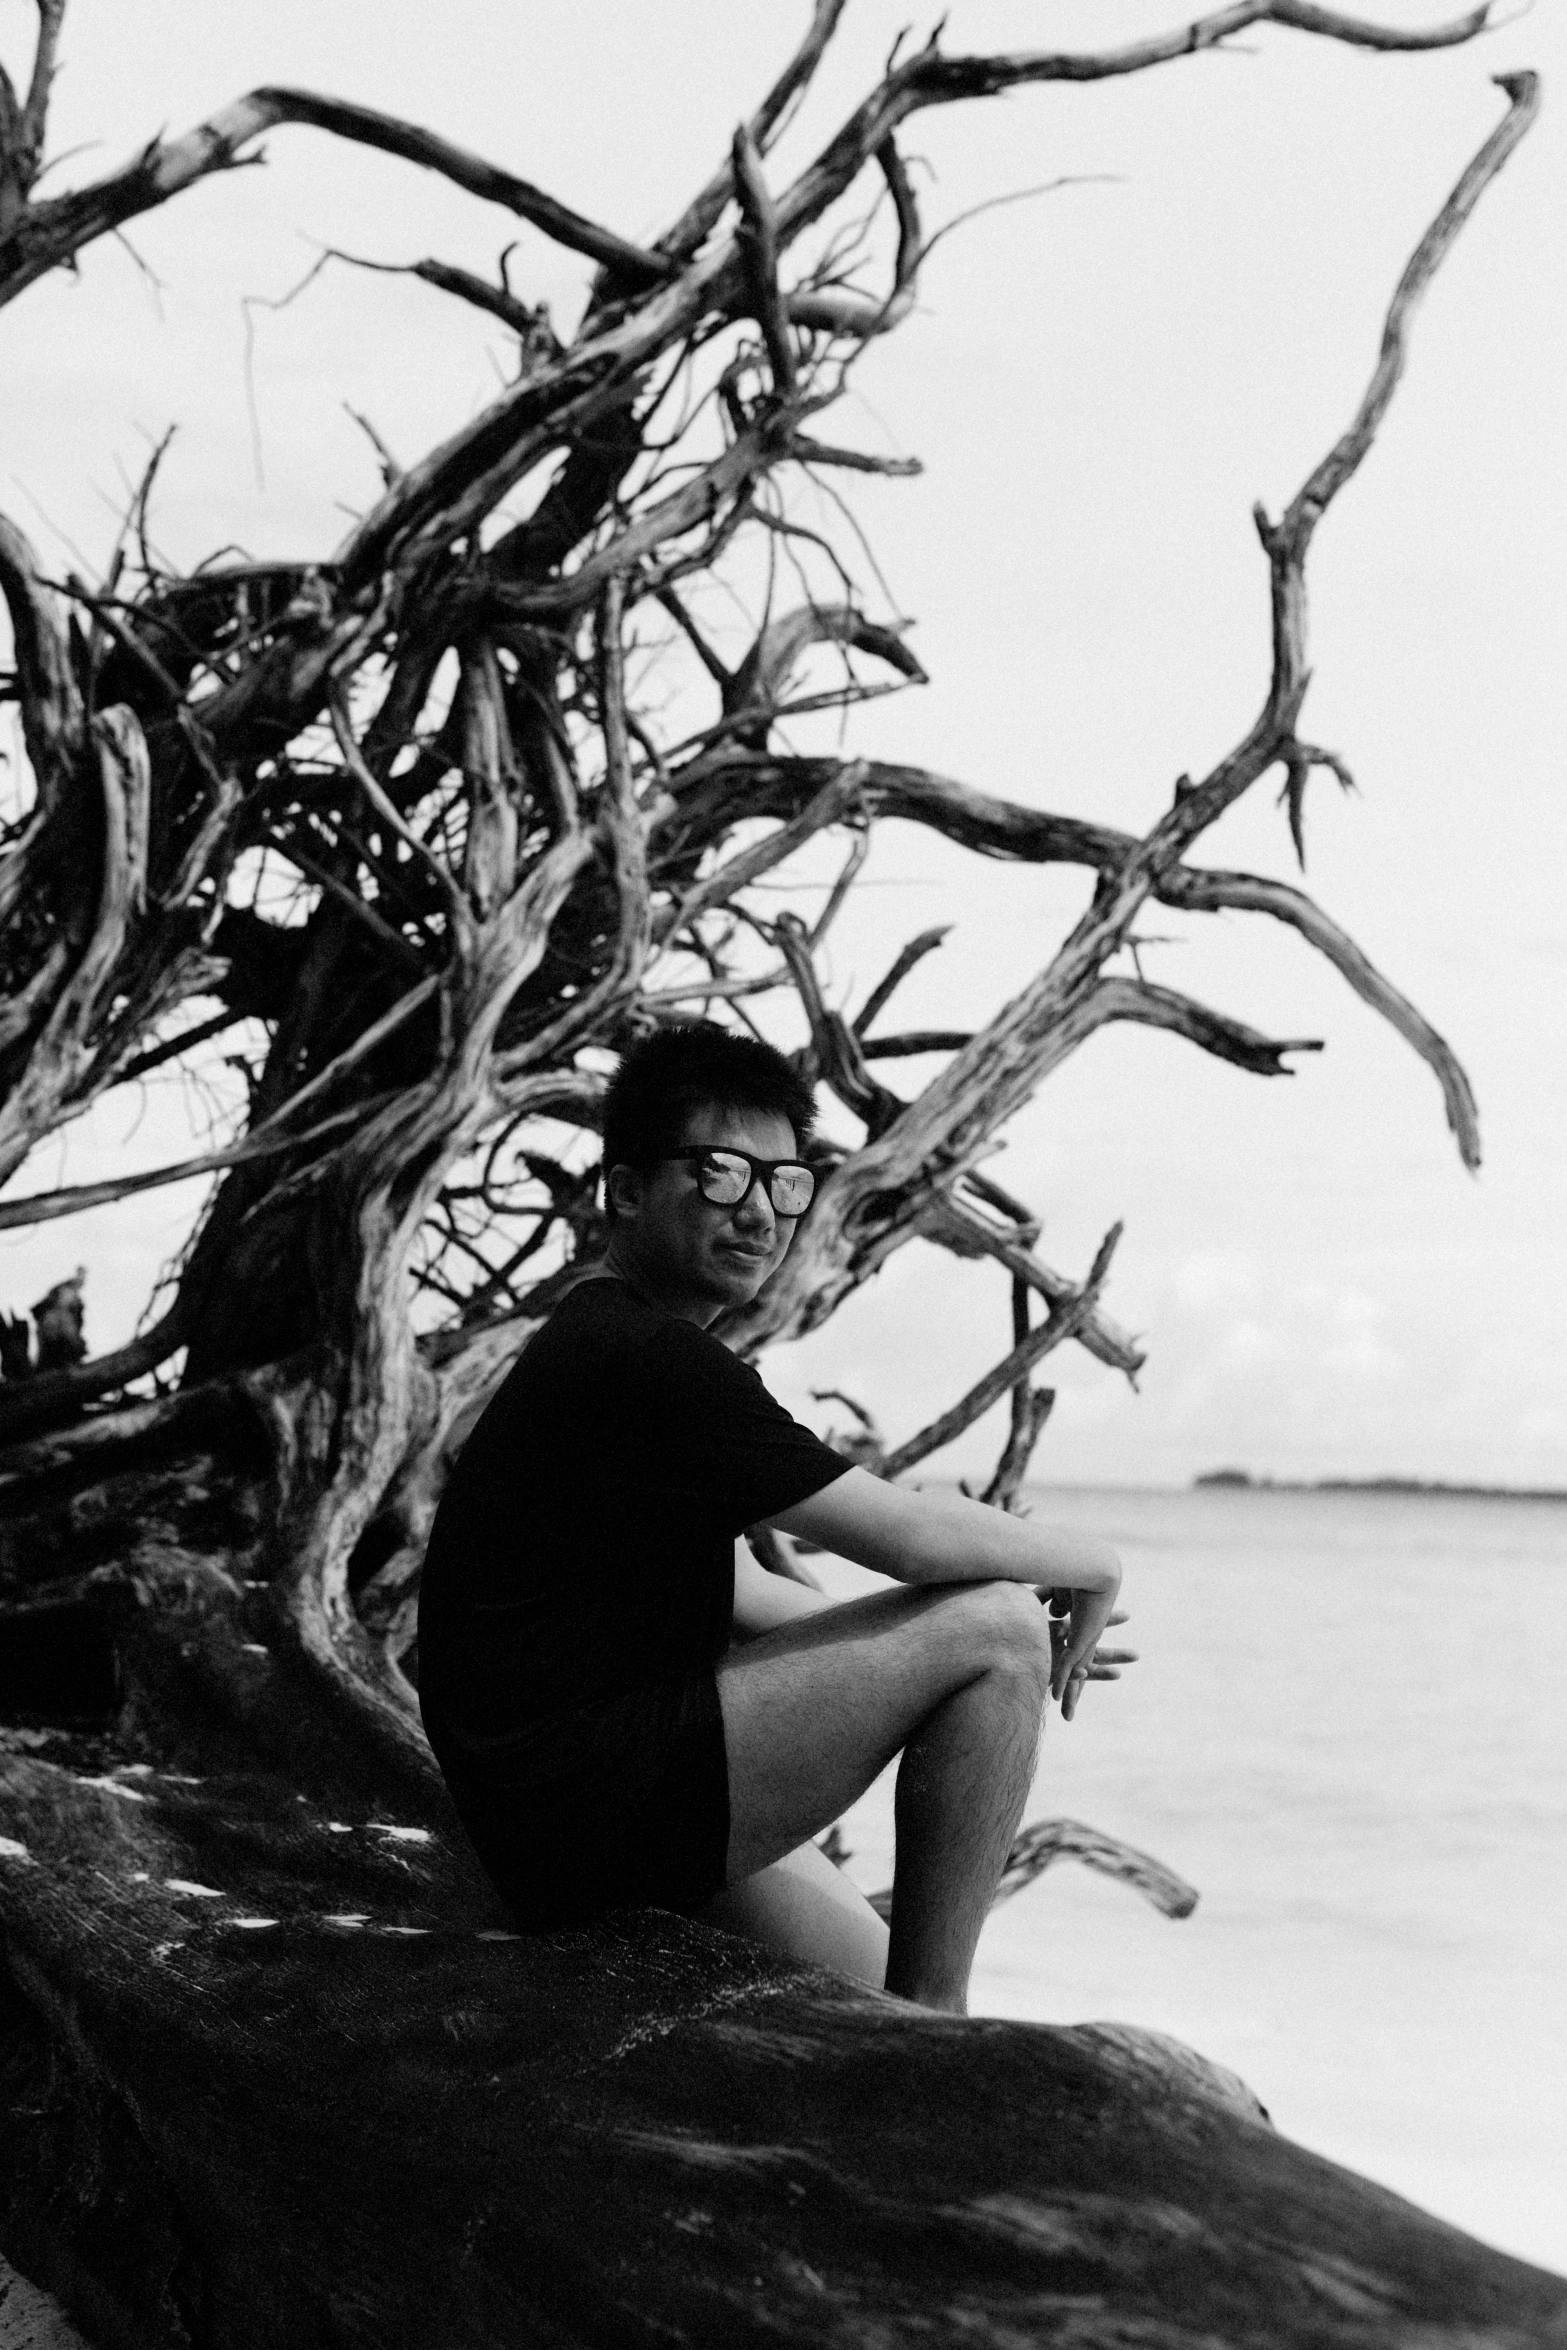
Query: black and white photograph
1 3 1562 2343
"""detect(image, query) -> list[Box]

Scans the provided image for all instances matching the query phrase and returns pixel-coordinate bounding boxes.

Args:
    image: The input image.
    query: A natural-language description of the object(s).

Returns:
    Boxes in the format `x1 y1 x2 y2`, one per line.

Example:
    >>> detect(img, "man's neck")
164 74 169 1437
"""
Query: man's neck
599 1242 721 1328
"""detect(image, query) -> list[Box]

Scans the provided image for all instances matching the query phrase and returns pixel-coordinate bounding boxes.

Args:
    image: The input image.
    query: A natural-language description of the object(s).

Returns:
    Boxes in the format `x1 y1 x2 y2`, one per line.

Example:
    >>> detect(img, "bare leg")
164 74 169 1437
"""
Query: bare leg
702 1839 888 1989
715 1578 1053 2013
885 1649 1047 2011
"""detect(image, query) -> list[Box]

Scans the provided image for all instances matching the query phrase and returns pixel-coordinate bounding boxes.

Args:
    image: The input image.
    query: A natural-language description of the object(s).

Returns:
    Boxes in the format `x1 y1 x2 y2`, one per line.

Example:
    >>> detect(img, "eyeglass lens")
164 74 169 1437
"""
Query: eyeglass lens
698 1150 815 1215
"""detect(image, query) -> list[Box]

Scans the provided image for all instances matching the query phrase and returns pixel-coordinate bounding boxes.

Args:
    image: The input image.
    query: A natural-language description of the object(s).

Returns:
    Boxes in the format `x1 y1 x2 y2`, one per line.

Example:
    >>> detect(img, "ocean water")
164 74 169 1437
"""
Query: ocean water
812 1484 1567 2276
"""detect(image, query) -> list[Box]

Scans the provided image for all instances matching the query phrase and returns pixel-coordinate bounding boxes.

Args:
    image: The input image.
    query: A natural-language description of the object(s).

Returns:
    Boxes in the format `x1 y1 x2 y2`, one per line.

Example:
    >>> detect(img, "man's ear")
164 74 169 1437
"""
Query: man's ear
606 1161 644 1220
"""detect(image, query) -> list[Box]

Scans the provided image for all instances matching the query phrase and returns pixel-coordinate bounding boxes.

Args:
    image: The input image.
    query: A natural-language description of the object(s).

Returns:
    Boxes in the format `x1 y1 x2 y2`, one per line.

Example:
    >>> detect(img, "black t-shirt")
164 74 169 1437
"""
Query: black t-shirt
417 1278 847 1744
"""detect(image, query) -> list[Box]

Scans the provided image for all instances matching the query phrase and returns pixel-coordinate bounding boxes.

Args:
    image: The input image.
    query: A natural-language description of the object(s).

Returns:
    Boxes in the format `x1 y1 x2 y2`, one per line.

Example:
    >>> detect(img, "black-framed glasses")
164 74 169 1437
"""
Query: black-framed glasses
659 1146 816 1217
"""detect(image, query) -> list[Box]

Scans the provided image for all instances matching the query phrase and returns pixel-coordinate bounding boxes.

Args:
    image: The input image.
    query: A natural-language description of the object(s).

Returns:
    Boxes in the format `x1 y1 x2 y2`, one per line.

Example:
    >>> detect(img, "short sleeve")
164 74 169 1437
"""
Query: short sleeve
650 1319 847 1535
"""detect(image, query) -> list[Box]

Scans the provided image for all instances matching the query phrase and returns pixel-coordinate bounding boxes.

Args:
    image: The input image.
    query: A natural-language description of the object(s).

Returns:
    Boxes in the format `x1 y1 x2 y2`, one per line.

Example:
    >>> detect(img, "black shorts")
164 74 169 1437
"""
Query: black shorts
422 1669 730 1930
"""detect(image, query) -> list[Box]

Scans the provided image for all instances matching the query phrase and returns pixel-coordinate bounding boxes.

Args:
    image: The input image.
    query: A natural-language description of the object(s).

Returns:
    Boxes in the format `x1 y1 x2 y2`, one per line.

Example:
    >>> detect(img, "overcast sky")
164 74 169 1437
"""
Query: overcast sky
3 0 1562 1488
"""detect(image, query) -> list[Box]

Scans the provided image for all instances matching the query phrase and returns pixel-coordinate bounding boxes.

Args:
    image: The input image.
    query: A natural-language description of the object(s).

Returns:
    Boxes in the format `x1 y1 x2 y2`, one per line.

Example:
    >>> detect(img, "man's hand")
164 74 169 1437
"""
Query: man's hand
1047 1595 1137 1721
731 1542 837 1641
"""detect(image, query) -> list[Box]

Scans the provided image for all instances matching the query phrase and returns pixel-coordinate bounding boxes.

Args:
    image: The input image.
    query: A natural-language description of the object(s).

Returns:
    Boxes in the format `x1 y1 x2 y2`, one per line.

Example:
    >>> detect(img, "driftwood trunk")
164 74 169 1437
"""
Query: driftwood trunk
0 6 1553 2339
1 1401 1563 2348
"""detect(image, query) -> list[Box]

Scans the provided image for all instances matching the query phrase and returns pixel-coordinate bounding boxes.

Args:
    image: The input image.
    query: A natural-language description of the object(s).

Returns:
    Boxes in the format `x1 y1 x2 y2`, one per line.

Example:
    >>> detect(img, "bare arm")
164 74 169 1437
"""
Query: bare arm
770 1468 1118 1593
730 1541 839 1642
769 1468 1122 1698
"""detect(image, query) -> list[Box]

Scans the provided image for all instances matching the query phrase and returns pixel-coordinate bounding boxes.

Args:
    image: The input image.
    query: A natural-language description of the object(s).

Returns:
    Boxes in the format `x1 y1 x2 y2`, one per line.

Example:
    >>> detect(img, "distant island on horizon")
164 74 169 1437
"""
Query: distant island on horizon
1193 1470 1567 1502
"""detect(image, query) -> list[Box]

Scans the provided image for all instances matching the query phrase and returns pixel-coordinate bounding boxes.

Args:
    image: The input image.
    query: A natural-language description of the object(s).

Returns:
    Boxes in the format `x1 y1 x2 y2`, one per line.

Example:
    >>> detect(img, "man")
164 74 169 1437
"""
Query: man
418 1024 1126 2014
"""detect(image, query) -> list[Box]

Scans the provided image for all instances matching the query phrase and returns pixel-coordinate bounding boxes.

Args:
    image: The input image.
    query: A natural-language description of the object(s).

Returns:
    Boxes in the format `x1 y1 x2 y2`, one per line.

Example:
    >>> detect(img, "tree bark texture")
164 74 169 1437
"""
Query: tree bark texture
1 1428 1563 2350
0 6 1552 2341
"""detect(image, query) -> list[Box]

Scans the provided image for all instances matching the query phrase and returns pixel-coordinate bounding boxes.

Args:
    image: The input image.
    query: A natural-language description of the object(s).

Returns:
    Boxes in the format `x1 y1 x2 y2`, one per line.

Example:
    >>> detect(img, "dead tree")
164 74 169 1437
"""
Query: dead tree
2 8 1559 2345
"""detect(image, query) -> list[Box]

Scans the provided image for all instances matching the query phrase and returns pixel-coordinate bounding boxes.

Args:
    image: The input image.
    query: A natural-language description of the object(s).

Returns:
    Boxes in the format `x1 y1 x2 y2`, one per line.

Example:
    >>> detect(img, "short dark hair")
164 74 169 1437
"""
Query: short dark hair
601 1022 816 1213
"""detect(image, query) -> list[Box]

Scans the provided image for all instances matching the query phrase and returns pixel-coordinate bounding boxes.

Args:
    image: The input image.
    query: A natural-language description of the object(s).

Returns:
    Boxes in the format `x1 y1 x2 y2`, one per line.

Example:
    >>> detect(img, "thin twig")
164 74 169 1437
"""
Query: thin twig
881 1224 1122 1478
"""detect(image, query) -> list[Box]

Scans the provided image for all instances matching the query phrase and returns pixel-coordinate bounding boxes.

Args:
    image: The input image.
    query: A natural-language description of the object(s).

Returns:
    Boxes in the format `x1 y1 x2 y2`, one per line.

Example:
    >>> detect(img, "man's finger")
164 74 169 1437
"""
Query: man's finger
1049 1559 1120 1695
1052 1598 1117 1697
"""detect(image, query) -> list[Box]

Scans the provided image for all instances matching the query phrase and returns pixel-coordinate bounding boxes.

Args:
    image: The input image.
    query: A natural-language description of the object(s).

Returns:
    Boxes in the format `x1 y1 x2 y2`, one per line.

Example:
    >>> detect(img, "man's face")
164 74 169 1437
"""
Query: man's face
609 1100 804 1323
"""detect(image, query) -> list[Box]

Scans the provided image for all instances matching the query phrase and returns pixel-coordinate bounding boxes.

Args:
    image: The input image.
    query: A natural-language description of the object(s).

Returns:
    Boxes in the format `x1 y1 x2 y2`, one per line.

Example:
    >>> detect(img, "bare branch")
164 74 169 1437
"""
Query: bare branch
962 1171 1042 1243
1 965 438 1255
770 6 1494 270
788 837 855 955
0 6 1522 1896
262 822 426 975
0 513 86 828
329 692 471 949
774 911 904 1134
0 707 150 1186
862 1812 1200 1922
762 72 1533 1289
662 728 1475 1171
1090 974 1323 1077
854 925 951 1036
653 585 732 690
787 137 922 339
661 762 865 941
1 84 674 310
999 1816 1199 1919
655 0 849 265
978 1275 1056 1511
586 573 653 1015
0 0 65 233
1160 865 1481 1166
658 755 1128 884
920 1192 1144 1380
0 940 72 1056
860 1030 973 1059
326 245 560 350
980 1382 1056 1511
731 125 797 398
637 964 789 1011
1275 72 1538 566
854 758 1124 867
491 423 780 620
881 1224 1122 1479
723 606 926 748
345 405 401 489
1168 71 1537 854
1278 738 1357 868
0 1095 383 1235
23 4 68 163
112 1007 244 1088
65 571 186 708
324 8 1505 590
789 435 923 478
455 643 524 921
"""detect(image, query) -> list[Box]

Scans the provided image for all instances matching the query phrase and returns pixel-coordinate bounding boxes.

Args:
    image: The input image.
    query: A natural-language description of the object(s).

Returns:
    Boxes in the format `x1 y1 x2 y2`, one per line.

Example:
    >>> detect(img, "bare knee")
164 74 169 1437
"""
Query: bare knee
954 1579 1053 1695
